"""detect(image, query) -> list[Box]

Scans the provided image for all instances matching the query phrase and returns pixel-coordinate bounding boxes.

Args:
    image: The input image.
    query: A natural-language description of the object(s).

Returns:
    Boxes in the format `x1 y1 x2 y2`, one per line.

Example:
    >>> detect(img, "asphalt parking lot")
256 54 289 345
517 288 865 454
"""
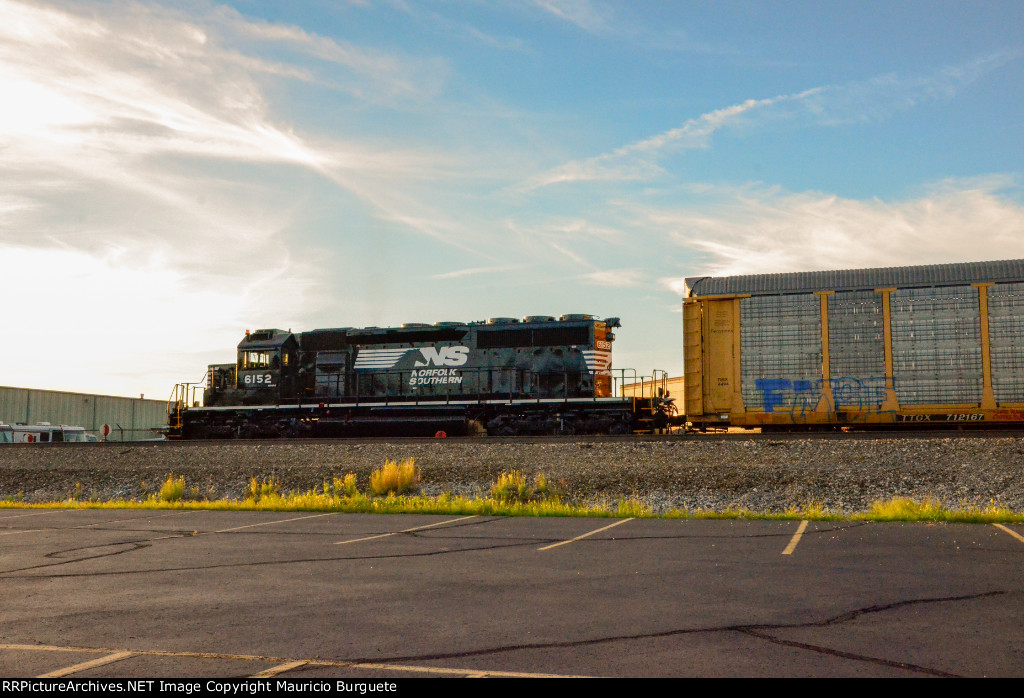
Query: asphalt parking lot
1 509 1022 677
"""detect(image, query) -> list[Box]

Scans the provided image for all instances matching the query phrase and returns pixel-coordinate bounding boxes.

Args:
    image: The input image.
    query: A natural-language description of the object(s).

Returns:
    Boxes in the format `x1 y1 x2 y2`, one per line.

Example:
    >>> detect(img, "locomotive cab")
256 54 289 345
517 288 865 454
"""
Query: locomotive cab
236 329 298 404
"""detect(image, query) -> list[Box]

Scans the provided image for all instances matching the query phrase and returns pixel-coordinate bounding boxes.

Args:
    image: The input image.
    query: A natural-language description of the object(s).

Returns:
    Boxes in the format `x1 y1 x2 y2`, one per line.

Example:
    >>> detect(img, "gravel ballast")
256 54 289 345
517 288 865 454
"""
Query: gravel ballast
1 436 1023 513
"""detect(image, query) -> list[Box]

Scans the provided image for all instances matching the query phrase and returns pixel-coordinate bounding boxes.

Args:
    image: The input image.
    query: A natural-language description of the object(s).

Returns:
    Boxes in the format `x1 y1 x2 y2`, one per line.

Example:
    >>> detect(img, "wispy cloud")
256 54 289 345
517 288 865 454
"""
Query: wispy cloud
0 0 472 393
516 91 819 190
0 0 494 263
208 4 450 100
429 264 528 280
526 0 614 34
579 268 647 288
648 176 1024 291
520 50 1022 191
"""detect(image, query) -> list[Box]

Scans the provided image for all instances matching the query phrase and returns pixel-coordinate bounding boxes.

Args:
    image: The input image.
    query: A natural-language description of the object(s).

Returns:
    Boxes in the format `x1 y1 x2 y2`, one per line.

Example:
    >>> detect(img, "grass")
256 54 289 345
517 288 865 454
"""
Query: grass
369 459 419 496
854 496 1021 524
157 474 186 503
247 477 281 501
1 465 1023 523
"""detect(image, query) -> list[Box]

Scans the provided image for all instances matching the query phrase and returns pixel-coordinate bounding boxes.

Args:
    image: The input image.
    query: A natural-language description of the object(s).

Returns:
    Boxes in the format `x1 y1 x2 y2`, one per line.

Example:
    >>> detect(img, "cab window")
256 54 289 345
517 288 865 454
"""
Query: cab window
241 351 271 369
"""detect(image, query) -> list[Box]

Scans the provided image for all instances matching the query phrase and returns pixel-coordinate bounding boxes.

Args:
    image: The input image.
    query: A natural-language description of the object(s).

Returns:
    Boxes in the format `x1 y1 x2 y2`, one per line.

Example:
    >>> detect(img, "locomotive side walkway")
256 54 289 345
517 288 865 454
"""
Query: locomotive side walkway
1 434 1023 513
0 510 1022 677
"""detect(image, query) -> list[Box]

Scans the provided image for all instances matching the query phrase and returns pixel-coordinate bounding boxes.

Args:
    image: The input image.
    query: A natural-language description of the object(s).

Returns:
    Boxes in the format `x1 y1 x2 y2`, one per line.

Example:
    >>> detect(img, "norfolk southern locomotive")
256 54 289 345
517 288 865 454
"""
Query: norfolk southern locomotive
169 314 675 438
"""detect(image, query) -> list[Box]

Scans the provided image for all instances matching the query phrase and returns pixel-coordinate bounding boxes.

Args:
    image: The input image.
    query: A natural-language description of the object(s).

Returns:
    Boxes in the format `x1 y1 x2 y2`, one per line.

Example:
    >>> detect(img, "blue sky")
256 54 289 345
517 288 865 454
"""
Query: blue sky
2 0 1024 398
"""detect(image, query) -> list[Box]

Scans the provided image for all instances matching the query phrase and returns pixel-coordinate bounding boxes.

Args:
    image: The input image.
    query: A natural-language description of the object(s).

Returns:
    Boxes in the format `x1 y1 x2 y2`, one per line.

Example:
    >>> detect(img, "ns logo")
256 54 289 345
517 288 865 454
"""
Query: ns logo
415 346 470 367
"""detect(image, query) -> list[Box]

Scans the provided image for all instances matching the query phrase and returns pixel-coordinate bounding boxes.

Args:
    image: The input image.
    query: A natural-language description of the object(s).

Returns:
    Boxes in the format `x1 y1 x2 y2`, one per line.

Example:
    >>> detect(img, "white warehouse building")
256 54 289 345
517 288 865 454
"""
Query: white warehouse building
0 386 168 442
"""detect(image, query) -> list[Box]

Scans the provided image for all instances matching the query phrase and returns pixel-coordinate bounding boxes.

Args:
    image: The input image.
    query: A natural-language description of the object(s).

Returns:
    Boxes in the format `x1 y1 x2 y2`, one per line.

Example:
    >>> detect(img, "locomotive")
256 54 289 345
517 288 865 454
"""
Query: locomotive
169 314 677 438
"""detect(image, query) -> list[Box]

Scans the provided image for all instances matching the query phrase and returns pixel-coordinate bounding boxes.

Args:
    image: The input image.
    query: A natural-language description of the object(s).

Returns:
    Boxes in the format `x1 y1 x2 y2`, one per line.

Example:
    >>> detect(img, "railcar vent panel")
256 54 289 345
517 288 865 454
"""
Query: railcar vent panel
740 294 822 411
988 281 1024 404
827 290 886 408
890 285 983 405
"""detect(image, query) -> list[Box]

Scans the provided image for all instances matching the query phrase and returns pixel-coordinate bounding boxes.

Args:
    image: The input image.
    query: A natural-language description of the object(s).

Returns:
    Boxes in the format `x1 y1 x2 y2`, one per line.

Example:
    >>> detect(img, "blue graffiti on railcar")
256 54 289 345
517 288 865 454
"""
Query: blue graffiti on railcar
755 377 889 415
830 377 888 410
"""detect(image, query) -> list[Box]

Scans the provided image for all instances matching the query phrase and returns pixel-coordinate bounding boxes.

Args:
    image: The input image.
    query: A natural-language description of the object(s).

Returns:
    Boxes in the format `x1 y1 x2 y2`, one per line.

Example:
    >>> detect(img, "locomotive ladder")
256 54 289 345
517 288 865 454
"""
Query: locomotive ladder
632 369 672 434
167 377 206 439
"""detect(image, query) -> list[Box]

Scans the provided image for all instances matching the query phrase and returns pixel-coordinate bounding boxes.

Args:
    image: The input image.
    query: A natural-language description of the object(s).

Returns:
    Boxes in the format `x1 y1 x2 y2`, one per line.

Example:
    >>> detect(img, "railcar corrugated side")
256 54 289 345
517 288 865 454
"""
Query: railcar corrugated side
683 259 1024 429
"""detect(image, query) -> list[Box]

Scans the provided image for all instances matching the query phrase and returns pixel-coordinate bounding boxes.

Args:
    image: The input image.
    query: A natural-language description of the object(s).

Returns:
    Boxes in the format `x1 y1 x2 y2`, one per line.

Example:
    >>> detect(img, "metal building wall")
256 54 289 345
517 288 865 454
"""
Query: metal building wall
621 376 686 403
987 281 1024 404
890 285 983 405
739 294 822 412
0 387 167 441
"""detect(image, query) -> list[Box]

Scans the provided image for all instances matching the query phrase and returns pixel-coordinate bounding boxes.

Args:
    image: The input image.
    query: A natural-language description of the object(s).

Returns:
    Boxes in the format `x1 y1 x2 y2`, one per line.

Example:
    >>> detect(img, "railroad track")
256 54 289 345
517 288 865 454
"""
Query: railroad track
13 427 1024 448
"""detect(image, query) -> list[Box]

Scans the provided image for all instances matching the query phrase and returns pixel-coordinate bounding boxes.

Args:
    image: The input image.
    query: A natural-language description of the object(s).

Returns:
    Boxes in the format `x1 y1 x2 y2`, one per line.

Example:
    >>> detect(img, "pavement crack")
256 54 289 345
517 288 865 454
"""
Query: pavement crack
770 590 1008 630
735 628 959 677
0 538 542 578
2 533 194 574
348 589 1007 673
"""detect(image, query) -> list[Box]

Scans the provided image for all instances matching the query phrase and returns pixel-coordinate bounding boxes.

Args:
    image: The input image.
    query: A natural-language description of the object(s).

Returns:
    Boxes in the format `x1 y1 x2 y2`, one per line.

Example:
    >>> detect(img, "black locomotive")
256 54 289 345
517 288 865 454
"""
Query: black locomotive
169 314 675 438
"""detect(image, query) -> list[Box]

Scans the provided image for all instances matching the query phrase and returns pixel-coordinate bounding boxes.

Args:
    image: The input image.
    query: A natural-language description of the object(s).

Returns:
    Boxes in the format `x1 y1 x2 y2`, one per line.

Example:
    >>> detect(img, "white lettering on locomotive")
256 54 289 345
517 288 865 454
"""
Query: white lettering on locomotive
415 346 469 367
408 368 464 386
243 373 274 387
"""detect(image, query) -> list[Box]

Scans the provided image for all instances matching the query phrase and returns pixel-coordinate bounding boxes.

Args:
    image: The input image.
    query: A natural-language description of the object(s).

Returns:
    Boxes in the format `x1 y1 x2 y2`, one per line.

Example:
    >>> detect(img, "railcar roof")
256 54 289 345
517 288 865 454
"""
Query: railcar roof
683 258 1024 297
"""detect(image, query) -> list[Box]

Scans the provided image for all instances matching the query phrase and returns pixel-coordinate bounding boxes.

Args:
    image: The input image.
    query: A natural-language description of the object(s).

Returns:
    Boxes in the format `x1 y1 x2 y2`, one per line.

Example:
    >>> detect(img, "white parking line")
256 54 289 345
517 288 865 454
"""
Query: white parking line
0 511 191 538
0 529 46 537
213 512 337 534
145 513 326 542
355 662 586 678
0 643 589 678
782 520 809 555
38 651 135 678
993 523 1024 545
335 515 479 545
72 511 191 529
0 510 62 521
250 660 308 678
538 518 634 551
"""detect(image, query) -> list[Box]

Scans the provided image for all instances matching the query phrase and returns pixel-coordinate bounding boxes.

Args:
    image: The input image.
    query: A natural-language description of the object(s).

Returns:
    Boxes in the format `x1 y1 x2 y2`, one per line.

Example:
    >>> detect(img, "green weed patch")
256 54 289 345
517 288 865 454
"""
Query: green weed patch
1 467 1024 523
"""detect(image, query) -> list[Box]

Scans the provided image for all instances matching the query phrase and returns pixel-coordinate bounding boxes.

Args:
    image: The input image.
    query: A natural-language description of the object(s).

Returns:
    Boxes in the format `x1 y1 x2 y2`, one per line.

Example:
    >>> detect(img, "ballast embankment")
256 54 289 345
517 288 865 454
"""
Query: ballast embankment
1 437 1023 513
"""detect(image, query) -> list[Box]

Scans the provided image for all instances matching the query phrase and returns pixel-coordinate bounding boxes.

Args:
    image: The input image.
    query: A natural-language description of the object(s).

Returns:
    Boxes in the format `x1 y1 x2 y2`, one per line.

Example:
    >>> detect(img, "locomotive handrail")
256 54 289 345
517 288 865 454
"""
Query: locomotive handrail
215 366 657 413
166 372 211 438
292 365 636 407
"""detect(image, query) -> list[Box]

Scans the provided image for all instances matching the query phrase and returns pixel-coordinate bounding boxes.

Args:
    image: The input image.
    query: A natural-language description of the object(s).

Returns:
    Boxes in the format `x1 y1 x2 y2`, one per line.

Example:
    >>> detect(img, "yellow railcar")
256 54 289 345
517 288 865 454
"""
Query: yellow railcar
683 259 1024 429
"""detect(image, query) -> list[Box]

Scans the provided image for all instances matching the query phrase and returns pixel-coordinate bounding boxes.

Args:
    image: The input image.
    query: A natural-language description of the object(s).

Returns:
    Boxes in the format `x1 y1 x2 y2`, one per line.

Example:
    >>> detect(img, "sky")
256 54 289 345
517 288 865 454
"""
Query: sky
2 0 1024 399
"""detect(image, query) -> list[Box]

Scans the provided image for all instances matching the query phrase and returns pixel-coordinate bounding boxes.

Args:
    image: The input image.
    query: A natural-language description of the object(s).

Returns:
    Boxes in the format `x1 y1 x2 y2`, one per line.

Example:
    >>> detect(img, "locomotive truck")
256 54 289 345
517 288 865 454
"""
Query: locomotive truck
169 314 678 438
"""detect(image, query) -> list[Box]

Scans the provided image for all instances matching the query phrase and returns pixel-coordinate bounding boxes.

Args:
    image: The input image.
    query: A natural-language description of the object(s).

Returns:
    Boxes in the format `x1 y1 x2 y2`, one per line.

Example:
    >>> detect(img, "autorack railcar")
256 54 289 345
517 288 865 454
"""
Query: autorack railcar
683 258 1024 430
